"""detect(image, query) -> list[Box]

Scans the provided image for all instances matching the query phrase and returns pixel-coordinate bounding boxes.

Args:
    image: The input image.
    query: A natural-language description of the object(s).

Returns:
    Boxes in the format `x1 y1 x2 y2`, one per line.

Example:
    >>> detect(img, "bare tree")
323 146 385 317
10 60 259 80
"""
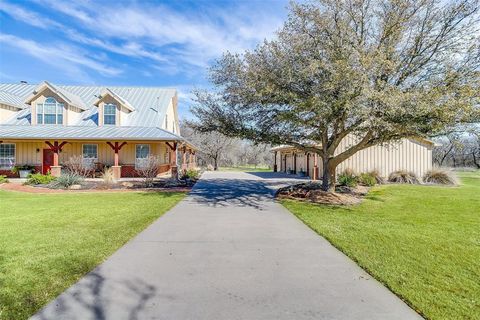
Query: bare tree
181 123 235 170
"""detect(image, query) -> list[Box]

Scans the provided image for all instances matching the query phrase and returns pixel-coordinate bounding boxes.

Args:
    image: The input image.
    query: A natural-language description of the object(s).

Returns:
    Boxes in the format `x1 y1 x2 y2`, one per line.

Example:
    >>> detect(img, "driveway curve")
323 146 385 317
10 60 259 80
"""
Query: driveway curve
32 171 421 320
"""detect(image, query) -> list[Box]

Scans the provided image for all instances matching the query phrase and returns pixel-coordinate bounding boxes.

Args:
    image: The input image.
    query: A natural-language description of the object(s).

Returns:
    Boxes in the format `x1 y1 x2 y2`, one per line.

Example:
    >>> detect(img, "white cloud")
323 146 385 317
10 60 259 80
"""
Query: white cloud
1 0 286 81
0 1 61 29
33 0 284 69
0 34 122 77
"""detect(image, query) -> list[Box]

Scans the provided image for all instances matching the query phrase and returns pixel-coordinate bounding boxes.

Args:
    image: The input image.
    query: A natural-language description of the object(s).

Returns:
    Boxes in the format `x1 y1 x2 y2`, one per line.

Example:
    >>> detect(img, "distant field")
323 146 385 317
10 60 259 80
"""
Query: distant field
219 166 271 172
282 171 480 320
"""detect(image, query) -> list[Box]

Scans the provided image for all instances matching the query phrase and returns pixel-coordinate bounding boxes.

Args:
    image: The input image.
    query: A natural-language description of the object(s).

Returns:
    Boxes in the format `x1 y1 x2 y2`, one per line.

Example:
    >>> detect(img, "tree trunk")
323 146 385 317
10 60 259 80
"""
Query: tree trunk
321 158 337 192
213 157 218 170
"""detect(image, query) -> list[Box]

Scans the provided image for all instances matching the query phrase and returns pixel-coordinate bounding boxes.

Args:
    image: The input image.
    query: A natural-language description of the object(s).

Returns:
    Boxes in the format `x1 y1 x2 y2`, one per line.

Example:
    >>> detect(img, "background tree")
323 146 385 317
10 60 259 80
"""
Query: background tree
189 0 480 191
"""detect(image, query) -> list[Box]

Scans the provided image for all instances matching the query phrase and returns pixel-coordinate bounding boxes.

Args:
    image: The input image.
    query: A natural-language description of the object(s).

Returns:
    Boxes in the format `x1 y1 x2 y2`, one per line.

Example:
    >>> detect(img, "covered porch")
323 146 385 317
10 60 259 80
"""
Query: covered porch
0 125 197 179
0 139 197 179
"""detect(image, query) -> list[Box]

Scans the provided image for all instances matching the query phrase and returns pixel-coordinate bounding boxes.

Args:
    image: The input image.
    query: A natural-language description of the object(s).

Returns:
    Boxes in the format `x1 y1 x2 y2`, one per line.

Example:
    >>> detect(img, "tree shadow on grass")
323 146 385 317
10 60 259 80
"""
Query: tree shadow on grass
32 266 156 320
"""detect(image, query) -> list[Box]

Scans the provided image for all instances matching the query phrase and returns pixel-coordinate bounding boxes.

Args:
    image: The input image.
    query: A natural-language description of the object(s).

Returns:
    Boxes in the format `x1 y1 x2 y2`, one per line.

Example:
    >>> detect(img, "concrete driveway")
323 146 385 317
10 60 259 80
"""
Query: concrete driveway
32 171 421 320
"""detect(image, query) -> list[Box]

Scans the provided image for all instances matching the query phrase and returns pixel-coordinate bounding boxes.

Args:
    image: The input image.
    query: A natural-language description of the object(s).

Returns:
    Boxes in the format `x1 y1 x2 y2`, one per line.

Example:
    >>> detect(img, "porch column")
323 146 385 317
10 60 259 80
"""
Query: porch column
273 151 278 172
182 146 187 171
313 153 319 181
45 141 68 177
293 152 297 174
188 150 193 169
166 142 178 178
107 142 127 180
306 153 310 177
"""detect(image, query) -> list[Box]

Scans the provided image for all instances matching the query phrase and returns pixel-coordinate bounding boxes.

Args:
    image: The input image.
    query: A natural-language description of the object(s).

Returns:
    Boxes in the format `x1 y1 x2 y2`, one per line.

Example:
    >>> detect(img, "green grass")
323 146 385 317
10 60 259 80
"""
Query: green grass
219 166 271 172
282 171 480 320
0 190 185 320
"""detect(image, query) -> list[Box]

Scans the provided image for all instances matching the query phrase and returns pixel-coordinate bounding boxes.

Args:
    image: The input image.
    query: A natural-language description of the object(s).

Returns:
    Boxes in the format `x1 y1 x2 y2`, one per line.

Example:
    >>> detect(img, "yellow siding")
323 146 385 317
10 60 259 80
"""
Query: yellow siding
276 137 433 179
1 140 171 166
0 105 17 123
335 136 433 178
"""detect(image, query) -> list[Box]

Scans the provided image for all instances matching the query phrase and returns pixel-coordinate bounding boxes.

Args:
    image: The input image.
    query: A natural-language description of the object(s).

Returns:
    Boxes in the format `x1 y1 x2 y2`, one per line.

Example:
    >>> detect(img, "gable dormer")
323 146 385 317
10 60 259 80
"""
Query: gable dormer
25 81 87 126
94 88 134 126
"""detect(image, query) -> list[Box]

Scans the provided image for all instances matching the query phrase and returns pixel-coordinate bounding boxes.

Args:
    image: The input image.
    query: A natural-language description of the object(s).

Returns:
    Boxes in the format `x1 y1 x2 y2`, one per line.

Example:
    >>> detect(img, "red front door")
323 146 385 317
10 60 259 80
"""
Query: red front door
43 149 54 174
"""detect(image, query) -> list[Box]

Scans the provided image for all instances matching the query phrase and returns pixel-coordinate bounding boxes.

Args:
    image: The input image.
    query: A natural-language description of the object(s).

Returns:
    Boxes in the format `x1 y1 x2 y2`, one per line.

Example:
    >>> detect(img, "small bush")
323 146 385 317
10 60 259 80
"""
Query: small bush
338 169 358 187
359 172 377 187
388 170 419 184
136 155 162 187
367 169 385 184
0 175 8 184
51 173 84 189
11 165 35 174
64 155 91 177
26 173 56 185
101 167 116 185
181 169 200 180
423 169 457 185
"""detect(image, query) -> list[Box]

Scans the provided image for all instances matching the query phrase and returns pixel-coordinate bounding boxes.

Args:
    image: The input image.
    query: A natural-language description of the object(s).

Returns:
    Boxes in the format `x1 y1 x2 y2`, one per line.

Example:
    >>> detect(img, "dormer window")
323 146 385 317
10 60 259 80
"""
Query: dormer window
104 104 116 125
37 97 64 125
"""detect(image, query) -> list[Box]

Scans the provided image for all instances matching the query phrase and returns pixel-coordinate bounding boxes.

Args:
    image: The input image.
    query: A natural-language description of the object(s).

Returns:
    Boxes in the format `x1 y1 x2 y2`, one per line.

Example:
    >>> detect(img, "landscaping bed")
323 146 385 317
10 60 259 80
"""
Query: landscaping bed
276 182 368 205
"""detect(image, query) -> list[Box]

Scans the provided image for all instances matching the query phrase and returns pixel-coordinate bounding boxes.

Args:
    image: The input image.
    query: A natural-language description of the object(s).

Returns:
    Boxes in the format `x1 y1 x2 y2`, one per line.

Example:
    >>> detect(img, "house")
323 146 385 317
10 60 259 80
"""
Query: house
0 81 197 179
272 135 434 180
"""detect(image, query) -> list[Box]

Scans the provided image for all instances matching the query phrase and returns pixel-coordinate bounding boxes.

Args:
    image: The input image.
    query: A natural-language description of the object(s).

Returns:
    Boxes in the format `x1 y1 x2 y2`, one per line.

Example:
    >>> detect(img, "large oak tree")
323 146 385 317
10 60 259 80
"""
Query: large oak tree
189 0 480 191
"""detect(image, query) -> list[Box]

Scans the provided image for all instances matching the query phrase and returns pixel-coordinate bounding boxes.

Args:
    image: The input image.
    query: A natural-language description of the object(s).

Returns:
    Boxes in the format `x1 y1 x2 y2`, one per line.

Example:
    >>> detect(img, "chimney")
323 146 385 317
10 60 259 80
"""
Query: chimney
20 80 28 84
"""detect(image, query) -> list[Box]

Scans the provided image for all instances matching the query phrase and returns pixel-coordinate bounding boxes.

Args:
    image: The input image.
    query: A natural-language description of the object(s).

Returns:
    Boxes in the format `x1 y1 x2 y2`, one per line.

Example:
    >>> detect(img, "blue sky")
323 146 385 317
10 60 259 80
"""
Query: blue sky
0 0 289 118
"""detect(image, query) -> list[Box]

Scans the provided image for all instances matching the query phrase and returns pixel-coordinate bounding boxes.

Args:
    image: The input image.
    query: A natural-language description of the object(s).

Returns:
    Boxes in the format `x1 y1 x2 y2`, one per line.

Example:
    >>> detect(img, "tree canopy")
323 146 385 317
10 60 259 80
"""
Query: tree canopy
189 0 480 190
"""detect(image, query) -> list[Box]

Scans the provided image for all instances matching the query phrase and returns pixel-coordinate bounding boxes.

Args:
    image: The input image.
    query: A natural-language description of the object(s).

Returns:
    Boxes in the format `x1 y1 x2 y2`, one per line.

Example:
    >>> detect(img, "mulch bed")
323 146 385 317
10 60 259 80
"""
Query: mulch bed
276 182 370 205
0 180 195 194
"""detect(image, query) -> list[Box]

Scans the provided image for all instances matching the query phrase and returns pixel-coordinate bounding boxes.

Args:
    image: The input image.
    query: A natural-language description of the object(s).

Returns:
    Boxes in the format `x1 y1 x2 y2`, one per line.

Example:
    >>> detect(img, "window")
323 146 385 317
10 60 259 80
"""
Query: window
82 144 98 168
37 97 63 124
104 104 116 125
0 144 15 169
135 144 150 168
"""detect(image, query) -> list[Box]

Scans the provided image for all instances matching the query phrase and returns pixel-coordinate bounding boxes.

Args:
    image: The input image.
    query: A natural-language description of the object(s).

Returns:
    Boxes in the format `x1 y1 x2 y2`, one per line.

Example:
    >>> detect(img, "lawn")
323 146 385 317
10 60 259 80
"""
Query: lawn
0 190 185 320
220 166 271 172
282 171 480 320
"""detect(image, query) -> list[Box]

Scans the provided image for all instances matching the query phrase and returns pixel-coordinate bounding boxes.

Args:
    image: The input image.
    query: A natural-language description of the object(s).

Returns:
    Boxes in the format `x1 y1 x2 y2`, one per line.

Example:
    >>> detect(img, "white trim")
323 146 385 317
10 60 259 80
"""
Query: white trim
82 143 98 168
0 142 16 170
135 144 150 169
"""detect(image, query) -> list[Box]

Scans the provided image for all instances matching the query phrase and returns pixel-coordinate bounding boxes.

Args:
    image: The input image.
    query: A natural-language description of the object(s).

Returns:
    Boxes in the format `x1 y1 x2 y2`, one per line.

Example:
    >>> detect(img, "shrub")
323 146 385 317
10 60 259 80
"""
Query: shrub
51 173 84 189
388 170 419 184
423 168 457 185
136 155 162 187
26 173 56 185
367 169 385 184
11 165 35 174
338 169 358 187
181 169 200 180
64 155 91 177
101 167 116 185
0 175 8 184
359 172 377 187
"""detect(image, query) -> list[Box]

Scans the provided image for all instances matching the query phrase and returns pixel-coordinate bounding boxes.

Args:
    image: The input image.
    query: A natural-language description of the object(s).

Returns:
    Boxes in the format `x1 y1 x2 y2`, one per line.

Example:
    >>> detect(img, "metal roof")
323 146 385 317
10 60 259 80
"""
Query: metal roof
0 82 177 127
0 124 184 141
0 90 27 109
